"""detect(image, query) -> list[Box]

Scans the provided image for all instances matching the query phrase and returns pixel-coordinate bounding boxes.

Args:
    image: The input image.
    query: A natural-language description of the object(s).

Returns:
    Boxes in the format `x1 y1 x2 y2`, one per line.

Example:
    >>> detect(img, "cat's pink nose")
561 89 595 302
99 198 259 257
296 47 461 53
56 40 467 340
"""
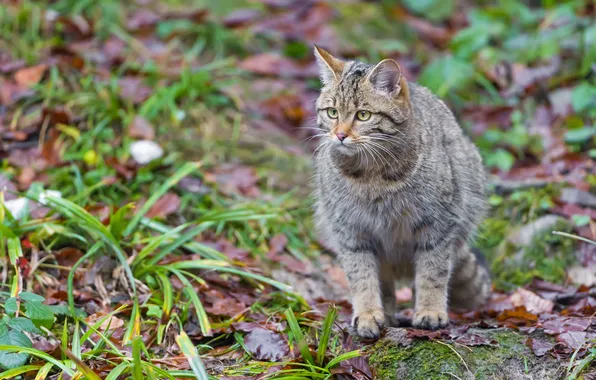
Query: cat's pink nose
336 132 347 142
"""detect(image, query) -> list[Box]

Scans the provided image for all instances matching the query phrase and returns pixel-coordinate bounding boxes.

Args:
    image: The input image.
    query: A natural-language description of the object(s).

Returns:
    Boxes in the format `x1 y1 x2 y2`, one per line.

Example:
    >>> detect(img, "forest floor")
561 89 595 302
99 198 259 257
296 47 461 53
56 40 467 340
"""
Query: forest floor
0 0 595 379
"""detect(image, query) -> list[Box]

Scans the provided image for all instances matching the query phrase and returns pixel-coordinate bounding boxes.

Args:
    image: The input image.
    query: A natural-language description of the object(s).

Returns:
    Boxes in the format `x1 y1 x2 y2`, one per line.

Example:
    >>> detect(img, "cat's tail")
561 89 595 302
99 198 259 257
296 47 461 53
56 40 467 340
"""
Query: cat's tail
448 246 491 311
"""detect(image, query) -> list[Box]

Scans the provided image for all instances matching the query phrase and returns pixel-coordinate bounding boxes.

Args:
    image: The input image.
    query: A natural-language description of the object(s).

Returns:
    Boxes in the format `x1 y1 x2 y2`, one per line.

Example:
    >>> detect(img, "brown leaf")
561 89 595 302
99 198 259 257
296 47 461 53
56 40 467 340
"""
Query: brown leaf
556 331 596 350
119 77 153 105
496 306 538 325
268 234 288 256
244 328 289 362
223 9 261 28
0 174 18 201
454 333 498 347
205 164 260 198
542 316 592 335
127 9 160 31
526 337 554 357
240 53 318 78
85 312 125 332
510 288 555 314
406 328 442 340
14 64 48 87
145 192 181 219
128 116 155 140
55 247 84 267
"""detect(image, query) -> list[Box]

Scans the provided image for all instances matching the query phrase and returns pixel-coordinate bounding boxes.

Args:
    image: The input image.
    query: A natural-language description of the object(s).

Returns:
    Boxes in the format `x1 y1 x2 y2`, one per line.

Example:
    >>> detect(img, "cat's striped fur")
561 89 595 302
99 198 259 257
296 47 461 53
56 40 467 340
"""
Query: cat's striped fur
312 46 491 339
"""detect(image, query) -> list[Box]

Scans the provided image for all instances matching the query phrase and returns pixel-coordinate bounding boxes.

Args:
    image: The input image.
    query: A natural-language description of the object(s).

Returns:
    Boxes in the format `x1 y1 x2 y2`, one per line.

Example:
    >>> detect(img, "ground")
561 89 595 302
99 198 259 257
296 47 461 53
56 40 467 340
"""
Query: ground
0 0 595 379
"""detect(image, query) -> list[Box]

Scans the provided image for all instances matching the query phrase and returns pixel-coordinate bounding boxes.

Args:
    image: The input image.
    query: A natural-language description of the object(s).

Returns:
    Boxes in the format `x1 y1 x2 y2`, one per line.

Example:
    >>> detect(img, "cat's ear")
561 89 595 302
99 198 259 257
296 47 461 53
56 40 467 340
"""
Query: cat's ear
314 45 344 86
367 59 403 96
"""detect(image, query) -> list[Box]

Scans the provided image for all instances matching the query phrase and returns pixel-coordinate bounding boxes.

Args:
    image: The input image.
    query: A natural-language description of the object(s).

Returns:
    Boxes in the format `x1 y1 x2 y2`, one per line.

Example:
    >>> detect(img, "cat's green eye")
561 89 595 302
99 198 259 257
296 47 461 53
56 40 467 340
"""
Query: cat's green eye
327 108 338 119
356 110 371 121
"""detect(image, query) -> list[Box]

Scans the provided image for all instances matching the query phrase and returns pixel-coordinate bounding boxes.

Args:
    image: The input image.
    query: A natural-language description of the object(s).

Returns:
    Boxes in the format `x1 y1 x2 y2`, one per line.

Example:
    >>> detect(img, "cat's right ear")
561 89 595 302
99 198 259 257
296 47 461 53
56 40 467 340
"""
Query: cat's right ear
314 45 344 86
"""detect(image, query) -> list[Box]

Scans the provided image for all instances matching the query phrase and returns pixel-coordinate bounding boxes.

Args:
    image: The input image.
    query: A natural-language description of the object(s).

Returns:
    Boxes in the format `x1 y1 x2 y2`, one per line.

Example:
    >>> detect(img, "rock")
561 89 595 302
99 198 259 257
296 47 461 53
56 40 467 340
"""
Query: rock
130 140 163 165
560 188 596 208
508 215 566 247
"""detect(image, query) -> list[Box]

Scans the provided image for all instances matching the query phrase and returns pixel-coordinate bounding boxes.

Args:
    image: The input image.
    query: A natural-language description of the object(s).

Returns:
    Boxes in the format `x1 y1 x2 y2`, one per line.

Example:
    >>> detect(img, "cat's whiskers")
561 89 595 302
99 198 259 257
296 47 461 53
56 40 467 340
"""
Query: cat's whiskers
367 141 400 165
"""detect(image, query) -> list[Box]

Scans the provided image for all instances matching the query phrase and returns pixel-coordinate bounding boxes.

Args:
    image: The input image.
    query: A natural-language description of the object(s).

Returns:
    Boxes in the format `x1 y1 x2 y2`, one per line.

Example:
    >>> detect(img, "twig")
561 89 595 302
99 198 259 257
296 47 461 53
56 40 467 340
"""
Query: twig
435 340 471 374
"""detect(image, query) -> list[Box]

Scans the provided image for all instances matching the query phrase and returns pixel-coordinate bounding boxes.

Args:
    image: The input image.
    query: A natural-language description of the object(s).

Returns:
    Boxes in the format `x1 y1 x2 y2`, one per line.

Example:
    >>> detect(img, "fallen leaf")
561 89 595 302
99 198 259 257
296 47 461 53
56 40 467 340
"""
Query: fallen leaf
85 313 125 332
454 333 497 347
525 337 554 357
119 77 153 105
567 265 596 287
496 306 538 325
240 53 318 78
395 287 413 303
55 247 83 267
223 9 261 28
406 329 442 340
243 328 289 362
205 164 260 198
128 116 155 140
542 317 591 335
145 192 181 219
556 331 596 350
14 64 48 87
510 288 554 314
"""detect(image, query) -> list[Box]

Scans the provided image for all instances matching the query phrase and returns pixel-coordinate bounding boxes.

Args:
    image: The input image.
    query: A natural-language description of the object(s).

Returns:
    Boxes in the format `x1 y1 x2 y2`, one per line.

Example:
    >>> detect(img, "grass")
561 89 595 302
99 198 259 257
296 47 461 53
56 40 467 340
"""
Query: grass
0 0 594 378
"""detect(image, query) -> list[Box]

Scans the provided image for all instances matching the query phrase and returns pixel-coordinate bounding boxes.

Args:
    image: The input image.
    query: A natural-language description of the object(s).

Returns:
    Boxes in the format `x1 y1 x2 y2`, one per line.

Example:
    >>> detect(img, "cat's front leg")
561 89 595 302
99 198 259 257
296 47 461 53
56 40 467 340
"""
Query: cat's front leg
413 245 452 330
339 247 385 339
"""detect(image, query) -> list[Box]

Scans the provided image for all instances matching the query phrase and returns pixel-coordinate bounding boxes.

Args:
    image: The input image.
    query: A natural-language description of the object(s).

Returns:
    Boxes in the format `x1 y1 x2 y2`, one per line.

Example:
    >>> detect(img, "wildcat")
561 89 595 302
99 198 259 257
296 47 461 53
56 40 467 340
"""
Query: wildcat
312 46 491 339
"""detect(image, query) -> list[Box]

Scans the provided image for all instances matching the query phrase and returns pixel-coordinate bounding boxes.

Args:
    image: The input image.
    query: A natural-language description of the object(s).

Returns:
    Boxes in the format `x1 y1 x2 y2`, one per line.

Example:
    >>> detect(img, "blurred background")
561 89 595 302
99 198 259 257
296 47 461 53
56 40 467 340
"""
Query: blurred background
0 0 595 379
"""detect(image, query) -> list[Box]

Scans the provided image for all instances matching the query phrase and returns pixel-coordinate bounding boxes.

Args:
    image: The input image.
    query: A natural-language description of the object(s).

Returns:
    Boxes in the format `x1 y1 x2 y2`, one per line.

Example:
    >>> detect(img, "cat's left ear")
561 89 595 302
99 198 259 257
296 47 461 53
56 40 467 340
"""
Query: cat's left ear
367 59 405 97
314 45 345 86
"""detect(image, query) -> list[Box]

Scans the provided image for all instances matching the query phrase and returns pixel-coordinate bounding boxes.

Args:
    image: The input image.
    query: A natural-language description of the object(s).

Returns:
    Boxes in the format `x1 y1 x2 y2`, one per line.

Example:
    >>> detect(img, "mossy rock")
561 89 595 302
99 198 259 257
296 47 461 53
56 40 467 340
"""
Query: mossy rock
368 328 563 379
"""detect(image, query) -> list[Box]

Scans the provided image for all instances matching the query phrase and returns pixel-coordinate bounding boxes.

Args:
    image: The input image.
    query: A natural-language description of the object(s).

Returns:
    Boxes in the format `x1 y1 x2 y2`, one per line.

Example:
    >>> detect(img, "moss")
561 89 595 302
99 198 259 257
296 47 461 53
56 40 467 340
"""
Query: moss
369 329 560 380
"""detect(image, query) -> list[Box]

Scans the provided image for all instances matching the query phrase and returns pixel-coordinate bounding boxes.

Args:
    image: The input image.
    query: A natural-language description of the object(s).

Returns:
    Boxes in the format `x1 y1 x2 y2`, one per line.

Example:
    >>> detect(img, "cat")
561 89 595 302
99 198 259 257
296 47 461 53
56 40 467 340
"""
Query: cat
312 46 491 339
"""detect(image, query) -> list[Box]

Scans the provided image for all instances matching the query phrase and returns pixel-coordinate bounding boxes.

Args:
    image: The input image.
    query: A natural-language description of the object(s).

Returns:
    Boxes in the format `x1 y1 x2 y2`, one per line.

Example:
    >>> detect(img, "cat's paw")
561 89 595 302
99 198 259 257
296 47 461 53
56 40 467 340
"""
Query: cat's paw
412 309 448 330
352 309 386 339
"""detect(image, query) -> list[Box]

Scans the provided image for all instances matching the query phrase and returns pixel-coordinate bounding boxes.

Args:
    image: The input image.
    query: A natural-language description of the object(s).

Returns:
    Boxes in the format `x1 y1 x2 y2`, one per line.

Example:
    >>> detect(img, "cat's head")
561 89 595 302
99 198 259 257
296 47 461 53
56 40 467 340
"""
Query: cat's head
313 46 411 157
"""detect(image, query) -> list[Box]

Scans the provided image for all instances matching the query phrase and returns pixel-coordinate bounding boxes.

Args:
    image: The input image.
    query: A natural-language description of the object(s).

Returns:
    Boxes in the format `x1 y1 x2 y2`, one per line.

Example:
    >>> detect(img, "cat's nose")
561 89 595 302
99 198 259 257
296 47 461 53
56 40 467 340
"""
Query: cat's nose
336 132 347 142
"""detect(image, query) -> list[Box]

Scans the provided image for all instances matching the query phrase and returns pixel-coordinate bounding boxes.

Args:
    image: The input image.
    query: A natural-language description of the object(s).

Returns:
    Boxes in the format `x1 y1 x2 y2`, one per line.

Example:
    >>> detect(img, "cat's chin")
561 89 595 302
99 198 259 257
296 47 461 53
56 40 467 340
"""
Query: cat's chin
332 144 357 157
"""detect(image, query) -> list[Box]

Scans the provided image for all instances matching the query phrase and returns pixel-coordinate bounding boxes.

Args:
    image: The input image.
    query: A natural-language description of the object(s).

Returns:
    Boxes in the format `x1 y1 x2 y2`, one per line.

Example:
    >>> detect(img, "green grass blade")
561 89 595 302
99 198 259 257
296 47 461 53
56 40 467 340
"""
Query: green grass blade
62 348 102 380
105 362 130 380
0 345 75 376
0 365 42 379
168 260 292 292
142 218 227 260
132 336 144 380
47 196 137 295
124 301 142 345
169 268 212 336
284 308 315 367
176 331 209 380
124 162 200 236
134 223 189 264
324 350 362 370
157 271 174 319
34 362 54 380
316 305 337 366
144 221 215 267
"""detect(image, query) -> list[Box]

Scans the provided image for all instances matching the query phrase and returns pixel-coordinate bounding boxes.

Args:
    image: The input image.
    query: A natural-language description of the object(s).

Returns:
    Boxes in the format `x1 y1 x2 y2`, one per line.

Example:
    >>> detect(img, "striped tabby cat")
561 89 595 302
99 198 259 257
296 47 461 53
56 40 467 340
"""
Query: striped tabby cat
312 46 491 339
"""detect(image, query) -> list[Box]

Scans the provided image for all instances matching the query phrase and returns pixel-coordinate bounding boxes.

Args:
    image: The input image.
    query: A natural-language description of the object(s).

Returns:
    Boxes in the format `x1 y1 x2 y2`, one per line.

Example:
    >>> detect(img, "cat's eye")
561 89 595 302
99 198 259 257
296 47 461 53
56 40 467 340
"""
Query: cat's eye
356 110 371 121
326 108 339 119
